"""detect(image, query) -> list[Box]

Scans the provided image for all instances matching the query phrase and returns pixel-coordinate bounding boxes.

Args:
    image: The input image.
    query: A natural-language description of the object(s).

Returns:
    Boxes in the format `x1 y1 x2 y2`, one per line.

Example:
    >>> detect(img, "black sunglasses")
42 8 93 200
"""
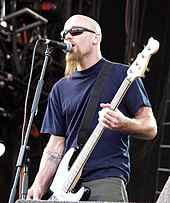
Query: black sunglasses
60 26 96 40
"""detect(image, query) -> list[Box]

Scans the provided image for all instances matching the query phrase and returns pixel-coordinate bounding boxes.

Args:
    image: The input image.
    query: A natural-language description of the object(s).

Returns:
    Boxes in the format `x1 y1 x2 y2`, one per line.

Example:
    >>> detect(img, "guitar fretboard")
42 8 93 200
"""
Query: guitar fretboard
62 77 131 192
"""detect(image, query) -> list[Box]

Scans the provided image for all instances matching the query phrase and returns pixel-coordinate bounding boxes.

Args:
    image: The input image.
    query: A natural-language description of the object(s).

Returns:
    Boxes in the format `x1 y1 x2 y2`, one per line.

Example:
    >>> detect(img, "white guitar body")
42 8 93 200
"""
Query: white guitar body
47 148 88 201
44 37 160 201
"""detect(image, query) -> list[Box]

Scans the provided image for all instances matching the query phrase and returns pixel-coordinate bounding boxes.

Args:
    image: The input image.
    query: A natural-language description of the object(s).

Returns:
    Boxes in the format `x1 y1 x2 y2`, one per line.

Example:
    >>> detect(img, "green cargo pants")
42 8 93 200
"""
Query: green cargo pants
82 177 129 202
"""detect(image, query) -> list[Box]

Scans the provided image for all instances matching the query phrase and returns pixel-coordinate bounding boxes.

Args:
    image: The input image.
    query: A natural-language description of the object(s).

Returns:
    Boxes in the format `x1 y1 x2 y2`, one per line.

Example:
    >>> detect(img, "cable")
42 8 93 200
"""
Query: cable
96 0 103 22
20 39 42 145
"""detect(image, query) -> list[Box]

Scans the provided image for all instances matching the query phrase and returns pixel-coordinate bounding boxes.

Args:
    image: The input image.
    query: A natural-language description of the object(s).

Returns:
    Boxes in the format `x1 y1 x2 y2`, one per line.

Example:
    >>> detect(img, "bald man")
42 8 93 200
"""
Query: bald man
27 14 157 202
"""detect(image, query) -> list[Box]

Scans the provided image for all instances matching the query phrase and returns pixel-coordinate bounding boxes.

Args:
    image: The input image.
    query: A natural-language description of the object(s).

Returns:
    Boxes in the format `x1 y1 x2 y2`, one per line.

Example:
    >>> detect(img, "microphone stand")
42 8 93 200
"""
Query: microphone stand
21 150 30 200
8 44 53 203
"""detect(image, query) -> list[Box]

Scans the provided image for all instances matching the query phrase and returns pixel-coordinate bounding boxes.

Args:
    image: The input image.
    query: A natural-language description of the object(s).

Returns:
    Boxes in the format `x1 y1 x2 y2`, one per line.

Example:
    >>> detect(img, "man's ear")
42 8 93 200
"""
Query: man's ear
92 33 101 44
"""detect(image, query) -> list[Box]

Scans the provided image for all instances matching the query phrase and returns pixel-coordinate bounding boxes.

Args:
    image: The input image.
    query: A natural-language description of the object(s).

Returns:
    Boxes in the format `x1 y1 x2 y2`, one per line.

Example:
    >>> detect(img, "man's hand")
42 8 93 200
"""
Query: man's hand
98 103 126 131
27 183 43 200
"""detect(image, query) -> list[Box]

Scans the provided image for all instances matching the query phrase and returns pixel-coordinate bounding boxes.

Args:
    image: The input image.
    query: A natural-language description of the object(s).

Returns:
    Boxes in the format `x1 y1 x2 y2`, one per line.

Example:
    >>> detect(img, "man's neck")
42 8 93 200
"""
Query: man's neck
77 54 102 71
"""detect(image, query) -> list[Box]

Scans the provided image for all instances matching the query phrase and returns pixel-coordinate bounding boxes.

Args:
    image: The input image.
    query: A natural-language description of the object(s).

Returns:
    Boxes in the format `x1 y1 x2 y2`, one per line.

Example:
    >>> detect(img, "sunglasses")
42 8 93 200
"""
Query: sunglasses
60 26 96 40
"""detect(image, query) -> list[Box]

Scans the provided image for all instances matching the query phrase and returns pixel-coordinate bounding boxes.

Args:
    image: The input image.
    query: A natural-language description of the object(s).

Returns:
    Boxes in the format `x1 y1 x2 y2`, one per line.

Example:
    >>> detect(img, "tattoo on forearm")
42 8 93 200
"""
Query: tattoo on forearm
47 151 63 165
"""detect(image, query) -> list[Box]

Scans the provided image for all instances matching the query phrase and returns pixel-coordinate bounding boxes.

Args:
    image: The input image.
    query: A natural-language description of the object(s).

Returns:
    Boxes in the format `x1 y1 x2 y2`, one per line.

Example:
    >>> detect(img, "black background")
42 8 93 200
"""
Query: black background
0 0 170 202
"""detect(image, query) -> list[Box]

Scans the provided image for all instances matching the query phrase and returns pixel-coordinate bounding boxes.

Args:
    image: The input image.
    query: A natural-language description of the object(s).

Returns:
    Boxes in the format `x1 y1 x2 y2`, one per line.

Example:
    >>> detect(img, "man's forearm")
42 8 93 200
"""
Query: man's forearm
32 146 63 193
123 116 157 140
121 106 157 140
31 135 65 193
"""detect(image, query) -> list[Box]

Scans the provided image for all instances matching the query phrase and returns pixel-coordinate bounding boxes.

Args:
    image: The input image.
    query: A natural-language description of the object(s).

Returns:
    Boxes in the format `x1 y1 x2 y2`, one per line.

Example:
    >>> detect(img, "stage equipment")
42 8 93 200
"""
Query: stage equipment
1 7 48 33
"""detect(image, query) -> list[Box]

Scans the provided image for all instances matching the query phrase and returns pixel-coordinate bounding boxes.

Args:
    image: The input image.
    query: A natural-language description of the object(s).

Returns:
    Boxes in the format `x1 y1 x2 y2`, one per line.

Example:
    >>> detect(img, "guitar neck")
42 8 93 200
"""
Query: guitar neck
110 77 132 110
62 76 131 192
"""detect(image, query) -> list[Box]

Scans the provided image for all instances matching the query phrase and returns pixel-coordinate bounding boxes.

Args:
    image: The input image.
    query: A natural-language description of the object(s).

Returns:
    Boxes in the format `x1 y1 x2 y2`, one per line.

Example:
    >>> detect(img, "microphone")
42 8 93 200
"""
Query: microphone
42 39 73 52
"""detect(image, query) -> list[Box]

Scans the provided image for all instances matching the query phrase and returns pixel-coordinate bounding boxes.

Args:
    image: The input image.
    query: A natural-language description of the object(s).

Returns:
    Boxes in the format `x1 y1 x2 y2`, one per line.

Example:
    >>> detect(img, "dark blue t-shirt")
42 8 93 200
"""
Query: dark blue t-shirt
41 58 151 184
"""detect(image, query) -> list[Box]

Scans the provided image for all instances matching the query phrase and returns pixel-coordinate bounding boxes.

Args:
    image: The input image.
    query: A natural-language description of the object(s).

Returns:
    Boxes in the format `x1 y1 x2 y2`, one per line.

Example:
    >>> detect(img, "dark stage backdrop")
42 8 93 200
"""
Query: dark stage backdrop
0 1 170 203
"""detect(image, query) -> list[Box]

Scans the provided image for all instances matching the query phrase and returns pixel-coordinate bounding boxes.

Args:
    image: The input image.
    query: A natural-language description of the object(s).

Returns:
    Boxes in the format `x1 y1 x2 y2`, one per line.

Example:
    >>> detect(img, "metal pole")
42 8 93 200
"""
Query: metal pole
0 0 5 19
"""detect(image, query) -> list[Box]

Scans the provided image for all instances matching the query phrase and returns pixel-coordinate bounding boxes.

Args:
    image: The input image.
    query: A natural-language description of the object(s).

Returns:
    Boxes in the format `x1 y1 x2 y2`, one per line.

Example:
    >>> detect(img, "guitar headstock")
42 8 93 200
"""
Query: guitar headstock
127 37 160 81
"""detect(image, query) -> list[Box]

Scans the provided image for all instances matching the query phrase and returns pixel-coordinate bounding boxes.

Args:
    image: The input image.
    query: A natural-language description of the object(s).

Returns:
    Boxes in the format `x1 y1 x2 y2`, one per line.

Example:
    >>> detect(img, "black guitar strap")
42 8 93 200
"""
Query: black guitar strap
76 59 114 149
